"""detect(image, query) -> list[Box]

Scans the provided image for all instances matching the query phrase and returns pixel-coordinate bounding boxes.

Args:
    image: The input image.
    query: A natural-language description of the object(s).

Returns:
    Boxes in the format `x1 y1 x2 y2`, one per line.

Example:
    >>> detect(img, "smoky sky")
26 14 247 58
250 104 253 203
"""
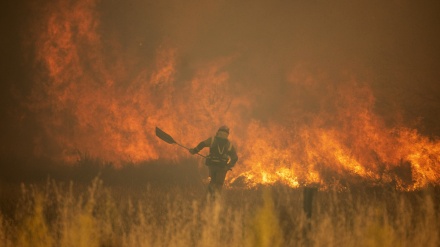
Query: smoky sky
111 1 439 119
1 0 440 162
99 0 440 126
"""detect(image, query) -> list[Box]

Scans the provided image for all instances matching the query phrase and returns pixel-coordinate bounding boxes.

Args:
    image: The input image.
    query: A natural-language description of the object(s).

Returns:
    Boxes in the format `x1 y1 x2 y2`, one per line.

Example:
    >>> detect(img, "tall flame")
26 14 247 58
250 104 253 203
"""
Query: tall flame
28 0 440 190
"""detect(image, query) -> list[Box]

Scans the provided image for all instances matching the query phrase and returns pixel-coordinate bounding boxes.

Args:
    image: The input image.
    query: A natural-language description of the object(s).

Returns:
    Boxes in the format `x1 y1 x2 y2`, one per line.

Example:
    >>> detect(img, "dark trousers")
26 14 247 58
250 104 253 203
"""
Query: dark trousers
207 165 227 196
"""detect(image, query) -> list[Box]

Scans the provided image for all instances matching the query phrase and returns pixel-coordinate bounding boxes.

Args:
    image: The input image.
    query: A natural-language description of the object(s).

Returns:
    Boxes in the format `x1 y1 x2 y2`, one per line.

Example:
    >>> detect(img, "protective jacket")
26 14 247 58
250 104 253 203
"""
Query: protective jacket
193 133 238 168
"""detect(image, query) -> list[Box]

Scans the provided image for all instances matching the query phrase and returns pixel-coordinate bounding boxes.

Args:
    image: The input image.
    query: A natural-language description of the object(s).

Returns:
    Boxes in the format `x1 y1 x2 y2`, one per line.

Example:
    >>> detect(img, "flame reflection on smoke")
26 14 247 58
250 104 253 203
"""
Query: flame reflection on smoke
28 0 440 190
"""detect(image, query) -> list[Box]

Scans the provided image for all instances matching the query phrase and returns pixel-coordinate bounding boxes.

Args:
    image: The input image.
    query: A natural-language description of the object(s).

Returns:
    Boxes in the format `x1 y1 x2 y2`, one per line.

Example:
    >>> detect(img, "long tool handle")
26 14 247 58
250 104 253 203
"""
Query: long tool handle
175 142 207 159
156 127 207 159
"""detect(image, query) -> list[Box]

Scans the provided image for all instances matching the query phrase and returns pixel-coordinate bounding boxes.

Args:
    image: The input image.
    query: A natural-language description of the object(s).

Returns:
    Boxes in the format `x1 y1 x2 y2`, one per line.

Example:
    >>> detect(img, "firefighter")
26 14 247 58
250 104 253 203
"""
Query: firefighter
189 125 238 197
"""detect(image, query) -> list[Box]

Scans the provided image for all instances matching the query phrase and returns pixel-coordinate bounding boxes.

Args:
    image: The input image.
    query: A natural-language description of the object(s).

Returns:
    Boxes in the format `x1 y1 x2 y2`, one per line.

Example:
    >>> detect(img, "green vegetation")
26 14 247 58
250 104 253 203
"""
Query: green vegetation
0 178 439 247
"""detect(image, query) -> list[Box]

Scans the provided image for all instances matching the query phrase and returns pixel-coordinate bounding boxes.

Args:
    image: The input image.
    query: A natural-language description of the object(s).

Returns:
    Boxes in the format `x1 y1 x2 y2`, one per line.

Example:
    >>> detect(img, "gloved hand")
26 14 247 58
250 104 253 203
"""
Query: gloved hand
189 148 198 155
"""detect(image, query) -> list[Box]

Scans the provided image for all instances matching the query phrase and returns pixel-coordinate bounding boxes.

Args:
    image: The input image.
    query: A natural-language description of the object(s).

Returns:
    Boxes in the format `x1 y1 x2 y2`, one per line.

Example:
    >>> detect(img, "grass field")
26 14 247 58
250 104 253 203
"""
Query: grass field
1 173 439 247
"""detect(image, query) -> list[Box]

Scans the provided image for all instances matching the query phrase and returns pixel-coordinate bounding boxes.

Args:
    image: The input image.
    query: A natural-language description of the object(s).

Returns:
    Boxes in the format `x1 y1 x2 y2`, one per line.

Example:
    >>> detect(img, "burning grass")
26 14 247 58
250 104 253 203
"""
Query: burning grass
0 177 439 247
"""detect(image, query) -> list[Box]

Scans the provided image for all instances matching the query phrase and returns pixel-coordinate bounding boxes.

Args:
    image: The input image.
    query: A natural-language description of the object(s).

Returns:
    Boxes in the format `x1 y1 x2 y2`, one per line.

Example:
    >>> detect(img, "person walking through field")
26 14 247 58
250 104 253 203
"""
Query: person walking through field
189 126 238 197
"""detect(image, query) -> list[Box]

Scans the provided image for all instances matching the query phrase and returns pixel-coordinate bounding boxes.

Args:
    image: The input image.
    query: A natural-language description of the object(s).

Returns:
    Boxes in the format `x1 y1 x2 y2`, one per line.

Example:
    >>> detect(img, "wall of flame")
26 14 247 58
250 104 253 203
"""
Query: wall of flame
26 0 440 190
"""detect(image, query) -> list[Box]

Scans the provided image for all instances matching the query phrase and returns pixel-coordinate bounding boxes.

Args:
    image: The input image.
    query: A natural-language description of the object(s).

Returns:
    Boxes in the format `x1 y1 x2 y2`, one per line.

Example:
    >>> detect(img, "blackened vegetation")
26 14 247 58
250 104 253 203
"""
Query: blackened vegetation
303 187 318 219
0 154 205 187
313 160 414 190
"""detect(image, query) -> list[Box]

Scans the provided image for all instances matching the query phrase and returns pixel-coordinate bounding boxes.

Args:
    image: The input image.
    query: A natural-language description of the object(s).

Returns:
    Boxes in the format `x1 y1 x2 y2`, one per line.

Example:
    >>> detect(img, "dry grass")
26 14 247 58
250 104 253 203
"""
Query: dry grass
0 178 439 247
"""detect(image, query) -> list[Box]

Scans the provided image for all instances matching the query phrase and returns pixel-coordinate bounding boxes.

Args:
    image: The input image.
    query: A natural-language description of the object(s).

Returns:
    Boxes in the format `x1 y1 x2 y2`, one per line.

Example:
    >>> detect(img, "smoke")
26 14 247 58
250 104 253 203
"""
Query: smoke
6 0 439 189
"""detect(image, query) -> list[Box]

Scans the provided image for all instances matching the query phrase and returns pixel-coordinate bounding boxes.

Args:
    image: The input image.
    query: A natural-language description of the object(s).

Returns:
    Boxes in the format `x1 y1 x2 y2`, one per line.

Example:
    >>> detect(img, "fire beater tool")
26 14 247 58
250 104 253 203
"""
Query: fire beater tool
155 127 207 159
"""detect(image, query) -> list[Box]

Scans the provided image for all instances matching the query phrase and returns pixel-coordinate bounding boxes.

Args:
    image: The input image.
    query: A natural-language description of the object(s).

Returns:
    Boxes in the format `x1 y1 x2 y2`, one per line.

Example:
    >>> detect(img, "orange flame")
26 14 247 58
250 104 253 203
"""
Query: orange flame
28 0 440 190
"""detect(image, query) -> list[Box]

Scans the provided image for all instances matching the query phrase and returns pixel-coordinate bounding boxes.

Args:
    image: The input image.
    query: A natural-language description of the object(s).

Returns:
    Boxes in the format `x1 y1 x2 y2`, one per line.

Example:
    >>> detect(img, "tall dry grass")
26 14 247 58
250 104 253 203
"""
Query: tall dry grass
0 178 439 247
